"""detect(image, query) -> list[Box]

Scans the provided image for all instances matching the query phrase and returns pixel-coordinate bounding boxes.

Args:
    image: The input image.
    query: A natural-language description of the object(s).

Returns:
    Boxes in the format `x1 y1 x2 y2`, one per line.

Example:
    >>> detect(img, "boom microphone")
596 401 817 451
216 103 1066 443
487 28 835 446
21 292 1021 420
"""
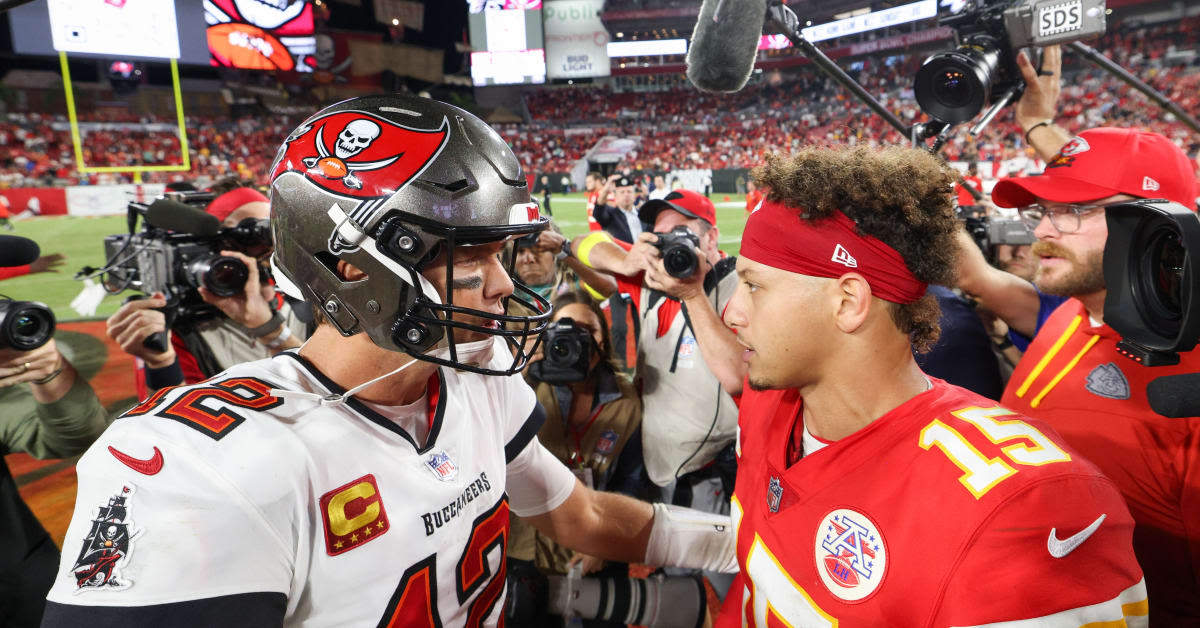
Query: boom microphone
0 235 41 268
685 0 769 93
145 198 221 237
1146 373 1200 418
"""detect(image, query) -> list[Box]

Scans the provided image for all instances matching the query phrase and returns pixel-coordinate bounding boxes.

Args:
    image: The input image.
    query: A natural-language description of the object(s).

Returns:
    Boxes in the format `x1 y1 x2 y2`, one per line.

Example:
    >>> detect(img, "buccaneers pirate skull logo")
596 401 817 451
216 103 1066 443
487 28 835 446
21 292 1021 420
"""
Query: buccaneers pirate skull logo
271 110 450 199
70 484 143 593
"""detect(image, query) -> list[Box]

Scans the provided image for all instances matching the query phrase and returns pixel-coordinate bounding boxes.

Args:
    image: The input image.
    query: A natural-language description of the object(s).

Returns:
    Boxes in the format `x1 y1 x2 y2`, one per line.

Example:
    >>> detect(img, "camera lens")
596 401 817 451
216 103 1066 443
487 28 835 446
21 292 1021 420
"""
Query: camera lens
548 335 580 366
914 45 999 124
933 70 972 108
188 254 249 298
1131 223 1187 340
0 301 55 351
663 247 697 279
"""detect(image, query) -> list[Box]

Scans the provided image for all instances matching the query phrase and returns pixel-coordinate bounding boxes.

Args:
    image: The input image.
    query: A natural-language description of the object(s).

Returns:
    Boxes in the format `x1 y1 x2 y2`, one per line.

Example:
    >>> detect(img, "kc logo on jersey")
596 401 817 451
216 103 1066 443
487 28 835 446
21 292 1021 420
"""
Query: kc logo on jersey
319 474 391 556
71 484 143 593
814 508 888 601
271 110 449 200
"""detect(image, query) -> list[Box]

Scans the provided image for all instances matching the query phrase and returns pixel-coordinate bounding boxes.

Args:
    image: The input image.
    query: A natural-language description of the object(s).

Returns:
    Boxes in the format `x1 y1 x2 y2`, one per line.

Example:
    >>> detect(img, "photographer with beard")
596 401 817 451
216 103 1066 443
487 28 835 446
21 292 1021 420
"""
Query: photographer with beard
105 180 306 398
953 126 1200 624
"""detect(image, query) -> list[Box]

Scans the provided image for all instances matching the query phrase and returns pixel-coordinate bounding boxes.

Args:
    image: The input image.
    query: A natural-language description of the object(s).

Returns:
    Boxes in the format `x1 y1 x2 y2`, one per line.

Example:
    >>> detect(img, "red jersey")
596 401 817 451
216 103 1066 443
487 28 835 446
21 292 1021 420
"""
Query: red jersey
586 190 602 231
745 189 764 215
1002 297 1200 623
955 175 983 206
719 378 1147 628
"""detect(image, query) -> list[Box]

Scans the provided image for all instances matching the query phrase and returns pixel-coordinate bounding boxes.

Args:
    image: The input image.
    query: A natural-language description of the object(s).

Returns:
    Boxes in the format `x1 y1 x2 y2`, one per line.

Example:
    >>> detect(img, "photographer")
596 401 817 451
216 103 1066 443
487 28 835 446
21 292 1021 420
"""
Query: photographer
509 292 652 626
956 125 1199 623
1 338 110 627
570 189 741 596
106 185 305 397
513 221 616 305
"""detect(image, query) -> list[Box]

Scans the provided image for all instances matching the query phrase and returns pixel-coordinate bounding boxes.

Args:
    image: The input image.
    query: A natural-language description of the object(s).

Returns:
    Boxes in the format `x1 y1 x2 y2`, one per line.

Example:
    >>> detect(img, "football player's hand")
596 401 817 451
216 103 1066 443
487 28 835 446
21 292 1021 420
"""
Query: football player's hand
0 340 62 387
569 552 606 576
30 253 66 274
199 251 275 330
1015 45 1062 130
107 293 175 368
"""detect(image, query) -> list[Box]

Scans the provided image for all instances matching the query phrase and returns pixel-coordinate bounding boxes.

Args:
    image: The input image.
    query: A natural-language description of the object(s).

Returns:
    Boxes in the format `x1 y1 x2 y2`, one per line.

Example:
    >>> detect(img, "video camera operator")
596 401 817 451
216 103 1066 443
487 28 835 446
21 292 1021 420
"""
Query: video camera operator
955 120 1200 622
569 189 741 598
0 236 111 627
105 181 306 397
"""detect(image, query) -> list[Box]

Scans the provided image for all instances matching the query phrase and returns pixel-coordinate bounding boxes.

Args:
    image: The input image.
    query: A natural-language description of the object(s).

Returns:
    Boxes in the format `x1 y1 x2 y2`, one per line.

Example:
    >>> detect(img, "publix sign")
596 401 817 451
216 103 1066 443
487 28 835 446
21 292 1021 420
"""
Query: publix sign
543 0 610 78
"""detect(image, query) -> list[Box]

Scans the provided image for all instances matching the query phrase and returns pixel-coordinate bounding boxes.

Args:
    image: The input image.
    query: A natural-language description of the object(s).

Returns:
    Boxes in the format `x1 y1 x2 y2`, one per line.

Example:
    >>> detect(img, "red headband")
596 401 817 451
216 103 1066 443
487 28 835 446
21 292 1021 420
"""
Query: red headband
206 187 269 223
741 200 927 304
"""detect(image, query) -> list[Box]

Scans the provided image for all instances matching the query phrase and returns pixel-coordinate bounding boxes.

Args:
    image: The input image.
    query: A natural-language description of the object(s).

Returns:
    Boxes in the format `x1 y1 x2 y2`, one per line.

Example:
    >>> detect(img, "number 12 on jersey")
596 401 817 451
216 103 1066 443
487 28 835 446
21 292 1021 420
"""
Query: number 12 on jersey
919 406 1071 499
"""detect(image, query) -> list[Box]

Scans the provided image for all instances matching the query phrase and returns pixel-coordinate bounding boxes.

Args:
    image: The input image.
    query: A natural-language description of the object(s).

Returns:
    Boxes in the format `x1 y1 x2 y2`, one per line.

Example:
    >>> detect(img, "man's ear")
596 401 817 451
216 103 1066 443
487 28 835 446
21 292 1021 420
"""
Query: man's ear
832 273 872 334
336 259 367 282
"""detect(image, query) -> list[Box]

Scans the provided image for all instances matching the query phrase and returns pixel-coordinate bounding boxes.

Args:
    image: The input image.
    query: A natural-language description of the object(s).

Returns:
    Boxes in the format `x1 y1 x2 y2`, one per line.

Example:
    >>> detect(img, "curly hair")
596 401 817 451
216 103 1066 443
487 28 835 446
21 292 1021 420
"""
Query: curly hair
751 146 959 352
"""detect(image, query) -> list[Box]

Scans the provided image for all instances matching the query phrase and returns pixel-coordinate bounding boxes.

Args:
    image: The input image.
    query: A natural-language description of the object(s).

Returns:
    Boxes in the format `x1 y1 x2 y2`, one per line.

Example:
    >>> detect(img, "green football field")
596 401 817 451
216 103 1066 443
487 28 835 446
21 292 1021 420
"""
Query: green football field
2 192 751 322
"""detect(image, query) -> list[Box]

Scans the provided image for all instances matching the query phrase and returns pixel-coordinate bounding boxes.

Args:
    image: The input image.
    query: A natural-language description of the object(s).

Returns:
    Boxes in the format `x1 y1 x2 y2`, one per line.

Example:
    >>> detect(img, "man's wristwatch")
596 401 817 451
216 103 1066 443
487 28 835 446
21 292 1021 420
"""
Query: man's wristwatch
557 238 573 261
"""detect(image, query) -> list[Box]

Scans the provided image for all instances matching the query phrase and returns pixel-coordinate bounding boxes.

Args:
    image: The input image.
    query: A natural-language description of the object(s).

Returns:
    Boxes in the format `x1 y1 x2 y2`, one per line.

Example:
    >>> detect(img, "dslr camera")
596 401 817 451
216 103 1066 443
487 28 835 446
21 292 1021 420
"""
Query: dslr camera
0 298 55 351
528 317 593 384
915 0 1106 123
1102 199 1200 366
958 205 1035 259
653 226 701 279
96 192 272 320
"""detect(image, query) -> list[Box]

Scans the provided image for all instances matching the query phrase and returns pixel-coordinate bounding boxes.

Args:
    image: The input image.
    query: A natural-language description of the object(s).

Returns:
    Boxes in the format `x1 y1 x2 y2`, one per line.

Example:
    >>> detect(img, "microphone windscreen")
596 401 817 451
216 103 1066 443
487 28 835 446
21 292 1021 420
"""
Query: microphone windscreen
1146 373 1200 418
686 0 769 93
146 198 221 237
0 235 40 268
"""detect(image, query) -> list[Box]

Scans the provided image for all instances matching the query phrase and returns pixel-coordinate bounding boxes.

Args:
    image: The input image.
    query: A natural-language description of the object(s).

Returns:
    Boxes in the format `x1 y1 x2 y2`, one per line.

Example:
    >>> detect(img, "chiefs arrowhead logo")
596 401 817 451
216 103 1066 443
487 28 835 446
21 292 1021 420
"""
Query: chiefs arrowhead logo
271 110 450 200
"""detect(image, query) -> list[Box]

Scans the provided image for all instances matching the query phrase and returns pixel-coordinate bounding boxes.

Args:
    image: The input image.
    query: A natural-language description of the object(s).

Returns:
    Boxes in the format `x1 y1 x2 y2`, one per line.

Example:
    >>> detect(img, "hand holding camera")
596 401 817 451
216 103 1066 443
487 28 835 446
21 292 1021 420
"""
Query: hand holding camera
198 250 276 330
637 227 707 300
0 340 64 388
106 293 176 369
528 317 594 384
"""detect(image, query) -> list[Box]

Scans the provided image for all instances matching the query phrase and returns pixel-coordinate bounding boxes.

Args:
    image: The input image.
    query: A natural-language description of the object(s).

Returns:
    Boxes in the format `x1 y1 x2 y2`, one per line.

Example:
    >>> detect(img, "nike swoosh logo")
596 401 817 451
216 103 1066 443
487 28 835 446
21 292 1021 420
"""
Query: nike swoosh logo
108 445 164 475
1047 513 1106 558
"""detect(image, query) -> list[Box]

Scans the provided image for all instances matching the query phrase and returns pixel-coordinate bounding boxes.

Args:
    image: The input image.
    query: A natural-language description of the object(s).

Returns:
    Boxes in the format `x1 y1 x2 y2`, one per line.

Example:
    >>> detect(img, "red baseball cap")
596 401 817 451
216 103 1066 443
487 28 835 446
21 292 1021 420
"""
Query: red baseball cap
992 127 1198 209
639 189 717 227
206 187 269 223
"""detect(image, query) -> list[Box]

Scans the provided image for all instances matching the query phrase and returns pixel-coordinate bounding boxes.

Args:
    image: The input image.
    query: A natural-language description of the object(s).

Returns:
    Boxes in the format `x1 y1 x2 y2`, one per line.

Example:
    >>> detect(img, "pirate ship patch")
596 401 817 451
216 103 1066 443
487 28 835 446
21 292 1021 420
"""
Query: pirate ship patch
70 484 143 593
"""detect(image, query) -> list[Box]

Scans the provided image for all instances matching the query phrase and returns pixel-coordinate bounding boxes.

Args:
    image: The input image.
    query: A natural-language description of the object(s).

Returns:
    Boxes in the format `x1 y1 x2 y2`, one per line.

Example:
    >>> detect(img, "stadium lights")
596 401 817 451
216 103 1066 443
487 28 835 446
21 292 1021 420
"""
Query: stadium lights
392 18 399 25
616 32 624 38
607 39 687 58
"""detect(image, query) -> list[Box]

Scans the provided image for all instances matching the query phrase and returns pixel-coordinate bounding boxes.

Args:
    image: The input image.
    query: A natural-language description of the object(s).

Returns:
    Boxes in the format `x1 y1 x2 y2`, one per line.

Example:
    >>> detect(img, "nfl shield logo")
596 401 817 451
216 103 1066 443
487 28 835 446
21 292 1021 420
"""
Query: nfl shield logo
425 450 458 482
767 476 783 513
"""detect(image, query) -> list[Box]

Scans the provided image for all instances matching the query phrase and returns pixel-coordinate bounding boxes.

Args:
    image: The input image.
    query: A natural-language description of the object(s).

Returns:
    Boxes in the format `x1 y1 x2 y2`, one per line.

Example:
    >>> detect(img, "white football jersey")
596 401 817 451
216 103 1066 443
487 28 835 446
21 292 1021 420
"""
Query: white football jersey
44 343 577 627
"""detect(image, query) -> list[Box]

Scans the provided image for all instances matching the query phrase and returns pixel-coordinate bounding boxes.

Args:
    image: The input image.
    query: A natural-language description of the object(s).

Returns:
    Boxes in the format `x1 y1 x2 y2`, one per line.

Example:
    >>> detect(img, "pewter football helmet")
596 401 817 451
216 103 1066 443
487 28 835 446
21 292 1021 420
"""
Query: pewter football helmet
268 95 550 374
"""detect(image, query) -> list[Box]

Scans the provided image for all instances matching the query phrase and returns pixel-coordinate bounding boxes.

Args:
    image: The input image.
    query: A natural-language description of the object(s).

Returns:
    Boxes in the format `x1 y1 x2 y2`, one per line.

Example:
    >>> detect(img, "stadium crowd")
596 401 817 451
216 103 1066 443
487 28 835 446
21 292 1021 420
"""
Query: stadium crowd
2 13 1197 190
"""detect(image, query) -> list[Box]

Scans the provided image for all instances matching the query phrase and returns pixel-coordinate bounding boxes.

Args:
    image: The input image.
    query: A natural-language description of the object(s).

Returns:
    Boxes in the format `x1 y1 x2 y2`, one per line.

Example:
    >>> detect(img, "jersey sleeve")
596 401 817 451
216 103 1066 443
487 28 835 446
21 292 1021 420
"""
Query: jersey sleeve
43 420 294 623
933 474 1147 627
506 436 578 517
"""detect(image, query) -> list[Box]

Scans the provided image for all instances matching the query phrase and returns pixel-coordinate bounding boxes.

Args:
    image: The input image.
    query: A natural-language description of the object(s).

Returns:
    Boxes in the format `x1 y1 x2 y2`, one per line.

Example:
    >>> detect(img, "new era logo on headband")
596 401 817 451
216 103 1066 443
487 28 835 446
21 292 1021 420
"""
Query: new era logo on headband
1143 176 1160 192
832 244 858 268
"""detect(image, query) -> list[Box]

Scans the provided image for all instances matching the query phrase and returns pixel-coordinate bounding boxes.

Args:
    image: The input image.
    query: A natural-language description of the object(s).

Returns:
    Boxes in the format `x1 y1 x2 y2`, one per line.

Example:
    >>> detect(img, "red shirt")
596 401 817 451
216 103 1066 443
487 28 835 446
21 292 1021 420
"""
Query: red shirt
719 378 1146 627
745 189 763 215
1002 298 1200 623
586 190 602 231
955 175 983 206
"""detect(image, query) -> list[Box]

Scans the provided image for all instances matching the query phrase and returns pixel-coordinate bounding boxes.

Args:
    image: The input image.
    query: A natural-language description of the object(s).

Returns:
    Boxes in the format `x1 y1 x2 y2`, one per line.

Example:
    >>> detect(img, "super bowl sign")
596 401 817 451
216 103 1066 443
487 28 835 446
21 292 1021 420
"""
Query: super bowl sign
543 0 610 79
